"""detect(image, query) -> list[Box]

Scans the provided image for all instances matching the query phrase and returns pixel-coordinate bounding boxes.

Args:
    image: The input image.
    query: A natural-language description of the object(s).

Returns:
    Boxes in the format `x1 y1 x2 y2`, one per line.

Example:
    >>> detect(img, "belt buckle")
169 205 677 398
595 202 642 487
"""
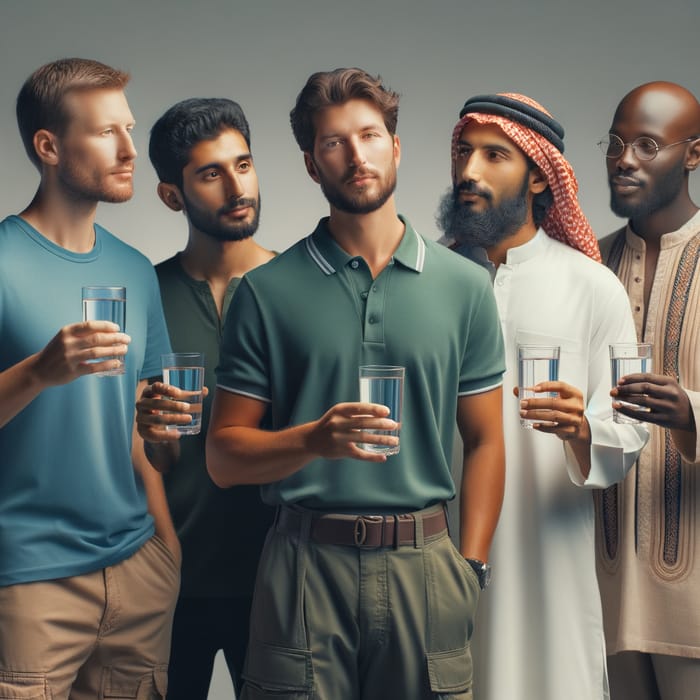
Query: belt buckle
353 515 384 547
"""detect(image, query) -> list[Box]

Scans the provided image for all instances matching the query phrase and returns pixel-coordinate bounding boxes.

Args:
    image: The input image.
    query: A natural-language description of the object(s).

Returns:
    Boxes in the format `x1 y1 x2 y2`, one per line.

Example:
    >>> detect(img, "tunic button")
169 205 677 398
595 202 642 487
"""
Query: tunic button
634 305 641 312
350 260 360 269
634 277 642 283
373 286 378 292
369 315 378 324
360 291 368 300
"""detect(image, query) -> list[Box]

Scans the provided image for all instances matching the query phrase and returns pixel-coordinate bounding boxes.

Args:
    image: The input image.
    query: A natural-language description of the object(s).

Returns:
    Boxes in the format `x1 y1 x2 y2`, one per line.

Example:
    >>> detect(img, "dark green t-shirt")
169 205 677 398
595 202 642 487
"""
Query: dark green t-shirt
217 217 505 511
156 254 274 598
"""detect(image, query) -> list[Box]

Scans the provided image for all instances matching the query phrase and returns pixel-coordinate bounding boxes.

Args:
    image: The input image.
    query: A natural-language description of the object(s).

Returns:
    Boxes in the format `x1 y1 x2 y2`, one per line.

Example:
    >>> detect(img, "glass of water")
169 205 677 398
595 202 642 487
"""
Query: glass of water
358 365 404 456
161 352 205 435
82 285 126 376
609 343 653 423
517 345 560 428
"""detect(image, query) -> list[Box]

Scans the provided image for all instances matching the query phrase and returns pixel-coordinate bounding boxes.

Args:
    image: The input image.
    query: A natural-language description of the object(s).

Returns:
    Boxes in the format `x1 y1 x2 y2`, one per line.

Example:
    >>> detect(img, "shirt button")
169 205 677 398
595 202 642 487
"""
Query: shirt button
372 286 378 292
634 305 641 312
634 277 642 283
360 291 368 300
369 315 378 324
350 260 359 269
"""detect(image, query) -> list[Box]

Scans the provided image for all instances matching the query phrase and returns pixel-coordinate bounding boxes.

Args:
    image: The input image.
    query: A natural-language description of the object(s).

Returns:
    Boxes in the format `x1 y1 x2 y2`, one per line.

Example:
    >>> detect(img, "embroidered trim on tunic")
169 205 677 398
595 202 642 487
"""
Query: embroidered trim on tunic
600 230 628 560
661 232 700 564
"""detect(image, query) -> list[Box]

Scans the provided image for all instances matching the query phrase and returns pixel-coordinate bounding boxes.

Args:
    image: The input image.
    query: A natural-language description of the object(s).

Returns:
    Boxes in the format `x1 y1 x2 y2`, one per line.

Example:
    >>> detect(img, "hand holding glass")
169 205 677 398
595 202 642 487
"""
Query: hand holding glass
609 343 653 424
161 352 205 435
82 286 126 376
518 345 560 428
358 365 404 456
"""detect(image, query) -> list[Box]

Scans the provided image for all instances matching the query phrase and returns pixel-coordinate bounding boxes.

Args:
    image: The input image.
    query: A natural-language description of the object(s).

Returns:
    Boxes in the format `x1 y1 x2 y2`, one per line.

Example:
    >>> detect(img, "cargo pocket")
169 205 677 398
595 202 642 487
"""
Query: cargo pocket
0 671 48 699
426 646 473 699
241 639 313 699
102 665 168 699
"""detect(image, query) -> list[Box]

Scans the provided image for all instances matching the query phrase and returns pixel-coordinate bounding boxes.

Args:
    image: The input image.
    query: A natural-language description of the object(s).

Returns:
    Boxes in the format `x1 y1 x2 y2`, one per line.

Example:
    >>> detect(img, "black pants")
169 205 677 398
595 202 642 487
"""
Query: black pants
168 595 253 699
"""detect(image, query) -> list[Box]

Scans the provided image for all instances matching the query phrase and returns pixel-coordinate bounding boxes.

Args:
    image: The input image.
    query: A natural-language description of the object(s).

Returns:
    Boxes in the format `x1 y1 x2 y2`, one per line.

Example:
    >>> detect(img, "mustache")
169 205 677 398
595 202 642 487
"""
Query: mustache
455 181 492 201
219 197 257 215
345 167 377 183
609 174 643 187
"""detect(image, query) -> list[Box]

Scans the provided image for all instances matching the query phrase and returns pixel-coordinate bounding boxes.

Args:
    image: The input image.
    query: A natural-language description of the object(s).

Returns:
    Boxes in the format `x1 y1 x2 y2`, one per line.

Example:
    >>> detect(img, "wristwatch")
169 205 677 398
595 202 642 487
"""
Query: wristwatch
465 558 492 590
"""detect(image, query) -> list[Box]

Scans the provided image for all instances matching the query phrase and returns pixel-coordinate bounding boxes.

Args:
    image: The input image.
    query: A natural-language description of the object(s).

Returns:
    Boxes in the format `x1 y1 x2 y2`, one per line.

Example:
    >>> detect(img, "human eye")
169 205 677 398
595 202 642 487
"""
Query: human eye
487 149 506 161
238 160 252 172
455 145 472 159
635 137 658 159
202 169 220 180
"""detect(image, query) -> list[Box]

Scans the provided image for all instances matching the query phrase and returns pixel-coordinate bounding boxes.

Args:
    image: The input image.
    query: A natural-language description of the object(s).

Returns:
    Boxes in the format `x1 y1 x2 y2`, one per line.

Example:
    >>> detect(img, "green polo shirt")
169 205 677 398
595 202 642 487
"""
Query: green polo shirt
157 254 274 597
217 216 504 512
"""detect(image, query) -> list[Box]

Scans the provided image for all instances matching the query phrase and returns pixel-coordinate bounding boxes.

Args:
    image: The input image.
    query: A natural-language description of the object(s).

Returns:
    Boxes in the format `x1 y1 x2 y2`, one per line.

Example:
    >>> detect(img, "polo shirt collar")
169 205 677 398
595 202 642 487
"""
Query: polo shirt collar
305 215 425 275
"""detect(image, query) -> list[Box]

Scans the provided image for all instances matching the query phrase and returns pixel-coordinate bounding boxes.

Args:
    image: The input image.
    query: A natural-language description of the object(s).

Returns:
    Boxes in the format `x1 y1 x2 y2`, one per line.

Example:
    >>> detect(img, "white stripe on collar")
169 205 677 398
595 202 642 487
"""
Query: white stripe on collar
305 227 425 275
305 234 335 275
413 228 425 272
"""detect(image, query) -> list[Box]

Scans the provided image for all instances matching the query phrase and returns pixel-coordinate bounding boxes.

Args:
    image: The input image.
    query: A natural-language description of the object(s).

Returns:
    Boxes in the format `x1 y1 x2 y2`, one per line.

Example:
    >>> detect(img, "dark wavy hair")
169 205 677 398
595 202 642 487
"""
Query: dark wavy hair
149 97 251 187
290 67 400 152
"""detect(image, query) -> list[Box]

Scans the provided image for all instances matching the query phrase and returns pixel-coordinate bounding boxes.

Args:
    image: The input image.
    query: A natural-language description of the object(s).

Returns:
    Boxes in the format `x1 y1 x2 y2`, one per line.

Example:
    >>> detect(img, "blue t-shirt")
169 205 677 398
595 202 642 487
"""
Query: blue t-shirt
0 215 171 586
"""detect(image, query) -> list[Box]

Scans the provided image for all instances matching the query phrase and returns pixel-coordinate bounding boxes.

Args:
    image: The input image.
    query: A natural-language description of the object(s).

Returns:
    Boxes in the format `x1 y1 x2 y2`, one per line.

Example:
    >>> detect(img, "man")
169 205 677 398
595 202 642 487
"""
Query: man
437 92 647 700
206 68 506 699
595 81 700 699
135 97 275 698
0 58 178 698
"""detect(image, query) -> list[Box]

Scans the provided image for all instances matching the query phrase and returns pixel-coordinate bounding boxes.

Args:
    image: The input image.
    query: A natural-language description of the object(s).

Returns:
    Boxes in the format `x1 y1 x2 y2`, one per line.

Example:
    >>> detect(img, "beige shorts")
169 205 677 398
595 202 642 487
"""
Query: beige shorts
0 534 180 700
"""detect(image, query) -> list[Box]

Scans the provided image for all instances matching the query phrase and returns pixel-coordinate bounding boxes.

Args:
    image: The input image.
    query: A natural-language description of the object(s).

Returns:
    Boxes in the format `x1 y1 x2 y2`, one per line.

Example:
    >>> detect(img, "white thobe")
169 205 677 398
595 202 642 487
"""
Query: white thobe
444 231 648 700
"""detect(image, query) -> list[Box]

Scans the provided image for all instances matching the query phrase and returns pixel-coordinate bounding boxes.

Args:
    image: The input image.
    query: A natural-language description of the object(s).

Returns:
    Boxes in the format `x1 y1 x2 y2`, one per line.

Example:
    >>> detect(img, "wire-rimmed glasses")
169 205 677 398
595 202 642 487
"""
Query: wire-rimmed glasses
598 133 699 161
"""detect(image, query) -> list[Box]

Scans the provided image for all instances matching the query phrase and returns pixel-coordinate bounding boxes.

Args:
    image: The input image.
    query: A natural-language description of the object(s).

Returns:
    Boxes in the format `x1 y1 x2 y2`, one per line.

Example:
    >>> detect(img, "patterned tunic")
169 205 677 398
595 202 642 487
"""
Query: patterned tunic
596 212 700 658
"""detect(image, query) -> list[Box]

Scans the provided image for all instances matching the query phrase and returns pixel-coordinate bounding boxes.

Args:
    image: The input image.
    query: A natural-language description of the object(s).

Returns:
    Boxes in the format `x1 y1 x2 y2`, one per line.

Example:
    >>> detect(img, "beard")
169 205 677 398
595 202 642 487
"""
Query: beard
609 162 686 220
184 193 261 241
436 175 530 248
317 162 397 215
58 163 134 204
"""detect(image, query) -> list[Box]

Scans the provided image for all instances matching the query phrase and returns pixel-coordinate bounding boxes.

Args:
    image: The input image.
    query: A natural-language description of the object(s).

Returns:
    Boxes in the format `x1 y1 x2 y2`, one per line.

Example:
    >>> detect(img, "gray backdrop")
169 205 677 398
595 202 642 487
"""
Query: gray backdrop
1 1 698 697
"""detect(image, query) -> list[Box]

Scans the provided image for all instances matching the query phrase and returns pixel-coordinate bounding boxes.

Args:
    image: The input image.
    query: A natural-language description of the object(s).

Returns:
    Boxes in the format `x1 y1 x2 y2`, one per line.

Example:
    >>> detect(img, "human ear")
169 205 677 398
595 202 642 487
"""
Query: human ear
393 134 401 167
157 182 184 212
528 166 548 194
304 152 320 183
685 137 700 172
33 129 59 166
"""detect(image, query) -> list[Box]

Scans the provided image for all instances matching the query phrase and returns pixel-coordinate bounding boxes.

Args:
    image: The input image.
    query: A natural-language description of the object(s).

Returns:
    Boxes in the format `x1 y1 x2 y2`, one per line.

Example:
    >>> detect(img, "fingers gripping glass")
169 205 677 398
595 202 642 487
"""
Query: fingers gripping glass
598 133 699 161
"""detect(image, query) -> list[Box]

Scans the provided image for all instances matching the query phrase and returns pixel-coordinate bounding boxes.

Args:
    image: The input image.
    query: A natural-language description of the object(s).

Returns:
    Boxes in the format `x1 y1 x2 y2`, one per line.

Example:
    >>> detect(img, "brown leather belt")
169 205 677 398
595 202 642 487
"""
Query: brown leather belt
275 505 448 548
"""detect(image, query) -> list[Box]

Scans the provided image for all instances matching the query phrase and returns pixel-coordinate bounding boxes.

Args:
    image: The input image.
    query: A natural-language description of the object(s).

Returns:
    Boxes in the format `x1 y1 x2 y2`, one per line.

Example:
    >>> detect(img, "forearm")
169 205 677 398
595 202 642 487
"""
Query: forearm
133 433 179 551
143 440 180 474
566 417 592 480
206 422 318 488
0 353 46 428
459 441 505 561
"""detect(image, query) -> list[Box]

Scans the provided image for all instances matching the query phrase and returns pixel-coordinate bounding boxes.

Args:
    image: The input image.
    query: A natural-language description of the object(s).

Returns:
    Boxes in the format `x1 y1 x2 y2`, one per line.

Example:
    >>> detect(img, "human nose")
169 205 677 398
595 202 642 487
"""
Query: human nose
347 137 367 168
458 152 481 182
224 171 245 199
615 141 639 170
118 131 137 161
